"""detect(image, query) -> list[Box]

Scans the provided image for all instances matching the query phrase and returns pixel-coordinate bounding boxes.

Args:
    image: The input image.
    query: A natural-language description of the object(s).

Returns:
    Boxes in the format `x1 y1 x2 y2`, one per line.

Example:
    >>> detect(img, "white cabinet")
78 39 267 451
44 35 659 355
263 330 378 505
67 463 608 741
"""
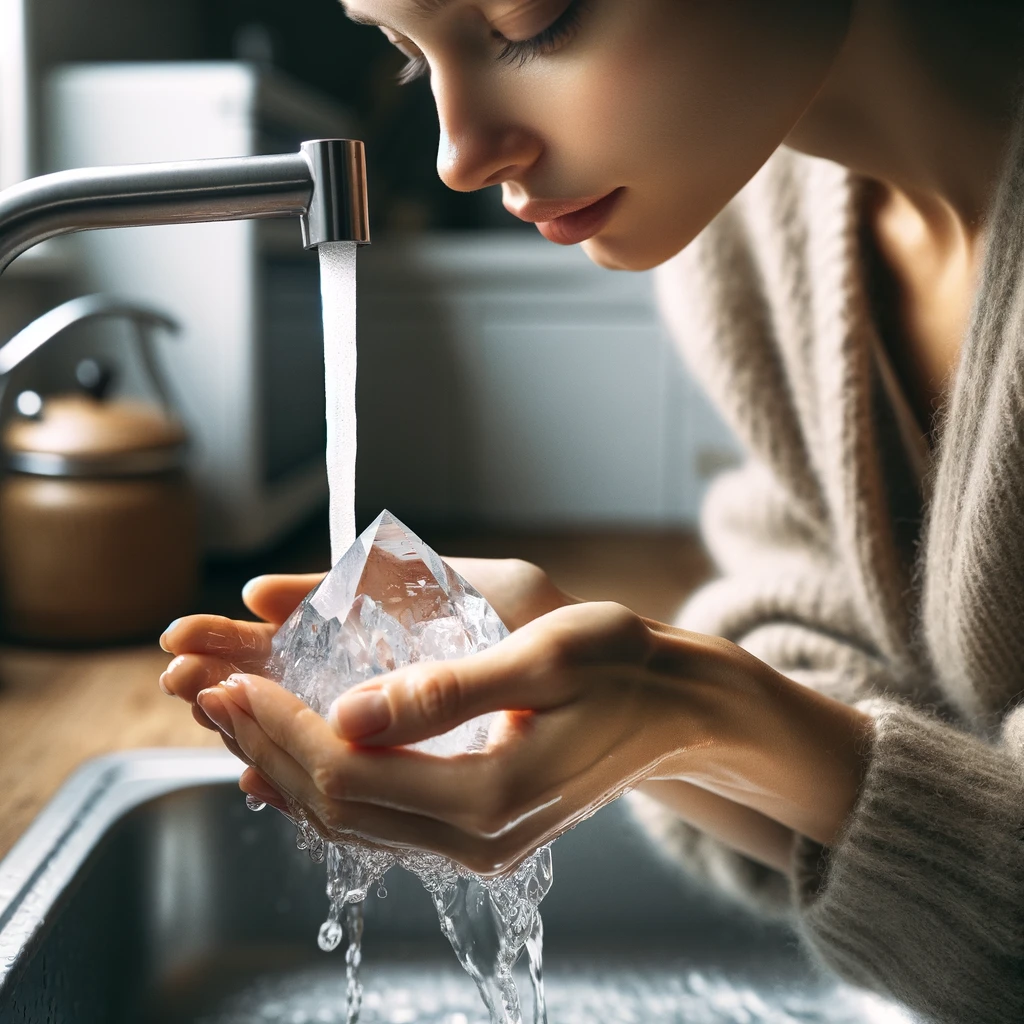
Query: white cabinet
357 233 739 527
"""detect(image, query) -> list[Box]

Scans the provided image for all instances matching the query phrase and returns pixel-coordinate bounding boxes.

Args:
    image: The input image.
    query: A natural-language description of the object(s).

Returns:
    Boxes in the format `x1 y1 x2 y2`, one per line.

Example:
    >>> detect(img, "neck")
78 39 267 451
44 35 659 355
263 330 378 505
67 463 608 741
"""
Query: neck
787 0 1022 246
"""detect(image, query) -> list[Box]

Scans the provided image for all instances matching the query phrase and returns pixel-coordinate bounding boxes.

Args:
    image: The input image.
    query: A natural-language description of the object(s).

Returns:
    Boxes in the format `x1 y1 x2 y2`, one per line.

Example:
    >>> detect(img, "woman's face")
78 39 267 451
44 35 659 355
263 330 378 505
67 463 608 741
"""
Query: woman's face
344 0 852 270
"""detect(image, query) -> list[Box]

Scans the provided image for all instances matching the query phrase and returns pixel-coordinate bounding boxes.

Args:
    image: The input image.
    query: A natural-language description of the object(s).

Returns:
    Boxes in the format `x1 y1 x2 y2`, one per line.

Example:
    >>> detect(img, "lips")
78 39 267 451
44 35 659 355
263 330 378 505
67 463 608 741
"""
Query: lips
505 187 626 246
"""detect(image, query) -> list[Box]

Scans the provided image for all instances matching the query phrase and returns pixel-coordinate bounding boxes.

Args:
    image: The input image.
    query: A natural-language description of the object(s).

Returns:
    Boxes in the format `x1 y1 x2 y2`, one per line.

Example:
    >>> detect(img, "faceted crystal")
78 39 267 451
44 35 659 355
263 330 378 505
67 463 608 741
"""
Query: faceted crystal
270 509 508 752
267 510 552 1024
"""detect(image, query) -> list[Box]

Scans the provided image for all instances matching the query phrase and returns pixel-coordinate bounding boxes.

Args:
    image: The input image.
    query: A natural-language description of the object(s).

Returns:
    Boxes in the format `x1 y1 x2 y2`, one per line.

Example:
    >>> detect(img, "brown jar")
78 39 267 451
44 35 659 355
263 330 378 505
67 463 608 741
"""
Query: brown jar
0 394 199 643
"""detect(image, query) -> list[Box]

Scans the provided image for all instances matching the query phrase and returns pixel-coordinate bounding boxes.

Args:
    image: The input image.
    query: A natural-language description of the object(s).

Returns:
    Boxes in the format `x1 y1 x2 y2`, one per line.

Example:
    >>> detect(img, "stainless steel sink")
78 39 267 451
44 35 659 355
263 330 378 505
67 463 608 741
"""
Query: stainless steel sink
0 750 909 1023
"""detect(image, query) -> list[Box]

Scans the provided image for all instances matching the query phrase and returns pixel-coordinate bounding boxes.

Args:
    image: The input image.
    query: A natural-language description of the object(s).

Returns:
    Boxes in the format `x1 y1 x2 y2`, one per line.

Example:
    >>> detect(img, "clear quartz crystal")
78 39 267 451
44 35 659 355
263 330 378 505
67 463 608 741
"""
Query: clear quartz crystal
267 510 553 1024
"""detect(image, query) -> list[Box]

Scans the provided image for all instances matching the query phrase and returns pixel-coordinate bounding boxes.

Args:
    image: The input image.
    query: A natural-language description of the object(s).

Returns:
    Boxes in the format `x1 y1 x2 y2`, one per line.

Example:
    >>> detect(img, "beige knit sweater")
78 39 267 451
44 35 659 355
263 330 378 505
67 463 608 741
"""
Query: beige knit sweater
630 106 1024 1022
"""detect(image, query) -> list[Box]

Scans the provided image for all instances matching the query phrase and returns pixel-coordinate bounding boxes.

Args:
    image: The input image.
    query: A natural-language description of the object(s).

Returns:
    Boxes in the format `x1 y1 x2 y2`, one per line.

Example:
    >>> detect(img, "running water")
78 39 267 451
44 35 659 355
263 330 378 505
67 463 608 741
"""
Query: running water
247 242 552 1024
319 242 358 561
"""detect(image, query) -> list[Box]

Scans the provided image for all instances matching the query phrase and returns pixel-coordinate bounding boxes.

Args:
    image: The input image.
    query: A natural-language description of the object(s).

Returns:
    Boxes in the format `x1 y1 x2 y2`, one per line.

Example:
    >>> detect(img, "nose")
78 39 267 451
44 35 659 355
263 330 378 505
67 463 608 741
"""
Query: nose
433 74 543 192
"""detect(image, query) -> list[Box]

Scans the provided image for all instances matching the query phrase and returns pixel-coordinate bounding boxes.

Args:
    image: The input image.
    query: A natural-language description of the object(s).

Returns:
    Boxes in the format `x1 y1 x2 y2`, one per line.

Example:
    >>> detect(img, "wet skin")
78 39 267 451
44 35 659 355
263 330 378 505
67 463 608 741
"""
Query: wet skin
162 565 866 875
162 0 1022 873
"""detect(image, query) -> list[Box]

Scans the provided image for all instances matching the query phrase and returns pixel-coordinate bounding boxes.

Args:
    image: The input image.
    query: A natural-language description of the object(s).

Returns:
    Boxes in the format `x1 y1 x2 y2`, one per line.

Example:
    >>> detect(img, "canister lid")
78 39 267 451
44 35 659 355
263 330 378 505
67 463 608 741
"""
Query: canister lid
3 394 188 477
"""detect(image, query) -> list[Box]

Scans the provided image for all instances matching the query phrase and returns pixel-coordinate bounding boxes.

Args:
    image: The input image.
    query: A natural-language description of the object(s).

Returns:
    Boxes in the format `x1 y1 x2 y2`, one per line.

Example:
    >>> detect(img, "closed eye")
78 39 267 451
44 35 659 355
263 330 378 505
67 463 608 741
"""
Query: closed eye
493 0 591 69
394 0 593 85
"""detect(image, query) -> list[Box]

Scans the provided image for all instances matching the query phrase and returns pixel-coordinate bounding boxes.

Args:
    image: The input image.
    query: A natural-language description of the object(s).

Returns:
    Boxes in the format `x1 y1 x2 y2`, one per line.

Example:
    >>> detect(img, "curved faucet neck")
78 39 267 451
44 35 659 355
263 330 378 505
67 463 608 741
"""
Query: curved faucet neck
0 140 369 278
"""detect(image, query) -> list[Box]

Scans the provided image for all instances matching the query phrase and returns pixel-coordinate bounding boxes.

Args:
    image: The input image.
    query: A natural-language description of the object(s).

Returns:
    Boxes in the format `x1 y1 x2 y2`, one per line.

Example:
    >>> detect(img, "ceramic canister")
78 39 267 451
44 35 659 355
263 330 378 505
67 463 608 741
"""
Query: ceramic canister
0 390 198 643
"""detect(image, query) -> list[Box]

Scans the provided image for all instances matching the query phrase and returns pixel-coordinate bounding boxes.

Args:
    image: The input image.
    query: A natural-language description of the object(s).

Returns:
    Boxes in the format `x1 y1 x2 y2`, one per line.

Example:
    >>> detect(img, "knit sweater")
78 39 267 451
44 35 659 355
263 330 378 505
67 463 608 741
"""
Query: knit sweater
629 106 1024 1022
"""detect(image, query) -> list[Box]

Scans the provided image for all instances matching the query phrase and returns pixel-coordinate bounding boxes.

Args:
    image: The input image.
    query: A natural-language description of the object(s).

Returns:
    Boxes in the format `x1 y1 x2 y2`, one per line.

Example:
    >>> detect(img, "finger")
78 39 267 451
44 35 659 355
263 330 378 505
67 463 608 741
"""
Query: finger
161 653 240 703
199 686 311 792
329 603 648 747
223 700 533 875
192 701 220 731
214 676 574 870
160 614 275 665
242 573 326 625
218 674 520 831
193 695 254 763
327 634 560 748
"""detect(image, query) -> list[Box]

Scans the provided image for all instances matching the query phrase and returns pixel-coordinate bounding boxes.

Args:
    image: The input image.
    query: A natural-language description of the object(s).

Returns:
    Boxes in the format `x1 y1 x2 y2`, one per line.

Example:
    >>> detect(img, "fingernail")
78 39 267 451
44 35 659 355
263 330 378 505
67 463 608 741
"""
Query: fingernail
242 576 265 602
220 673 254 715
159 618 183 653
334 690 391 738
159 655 185 696
197 688 235 739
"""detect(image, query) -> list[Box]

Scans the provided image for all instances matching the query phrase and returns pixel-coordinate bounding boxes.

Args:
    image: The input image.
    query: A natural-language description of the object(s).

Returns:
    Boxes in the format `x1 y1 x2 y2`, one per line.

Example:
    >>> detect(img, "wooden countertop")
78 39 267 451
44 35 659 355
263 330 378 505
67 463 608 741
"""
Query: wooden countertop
0 518 709 860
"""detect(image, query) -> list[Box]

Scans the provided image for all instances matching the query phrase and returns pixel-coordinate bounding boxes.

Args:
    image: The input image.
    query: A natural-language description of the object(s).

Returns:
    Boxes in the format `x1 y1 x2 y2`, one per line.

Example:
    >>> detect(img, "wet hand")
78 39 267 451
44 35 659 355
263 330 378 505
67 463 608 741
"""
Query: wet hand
158 559 572 721
196 602 724 874
158 573 326 715
158 558 579 821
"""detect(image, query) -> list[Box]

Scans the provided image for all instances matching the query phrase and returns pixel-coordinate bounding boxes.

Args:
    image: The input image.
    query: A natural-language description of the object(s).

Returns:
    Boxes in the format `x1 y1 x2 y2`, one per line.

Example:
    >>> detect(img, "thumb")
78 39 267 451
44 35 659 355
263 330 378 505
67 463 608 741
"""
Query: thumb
242 573 327 625
327 609 605 748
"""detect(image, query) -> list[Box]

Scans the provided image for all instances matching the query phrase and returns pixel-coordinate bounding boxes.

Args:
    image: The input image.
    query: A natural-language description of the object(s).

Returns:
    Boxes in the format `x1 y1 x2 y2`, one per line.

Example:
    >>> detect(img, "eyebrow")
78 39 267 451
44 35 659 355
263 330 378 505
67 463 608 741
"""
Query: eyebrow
342 0 456 26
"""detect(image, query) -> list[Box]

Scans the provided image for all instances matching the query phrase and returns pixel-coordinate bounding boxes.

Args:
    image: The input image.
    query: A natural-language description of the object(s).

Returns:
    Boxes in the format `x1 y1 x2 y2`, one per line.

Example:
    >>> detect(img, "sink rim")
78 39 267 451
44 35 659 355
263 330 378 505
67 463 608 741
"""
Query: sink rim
0 747 243 989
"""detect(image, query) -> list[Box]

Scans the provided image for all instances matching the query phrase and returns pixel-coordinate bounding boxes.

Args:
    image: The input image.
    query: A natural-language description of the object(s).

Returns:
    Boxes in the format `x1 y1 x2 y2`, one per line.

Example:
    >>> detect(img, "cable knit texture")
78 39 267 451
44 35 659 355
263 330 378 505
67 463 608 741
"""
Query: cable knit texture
631 101 1024 1023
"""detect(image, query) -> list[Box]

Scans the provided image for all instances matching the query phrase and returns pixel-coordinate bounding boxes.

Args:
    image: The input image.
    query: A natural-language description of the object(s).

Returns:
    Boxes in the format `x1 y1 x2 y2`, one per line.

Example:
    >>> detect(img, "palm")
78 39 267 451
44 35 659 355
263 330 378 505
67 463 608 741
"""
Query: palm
443 557 578 631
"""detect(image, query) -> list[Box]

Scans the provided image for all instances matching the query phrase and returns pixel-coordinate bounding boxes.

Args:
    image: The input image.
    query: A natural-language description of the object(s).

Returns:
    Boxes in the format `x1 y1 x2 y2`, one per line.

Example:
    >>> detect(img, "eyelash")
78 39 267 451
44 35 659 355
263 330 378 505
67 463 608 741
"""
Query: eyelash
396 0 590 85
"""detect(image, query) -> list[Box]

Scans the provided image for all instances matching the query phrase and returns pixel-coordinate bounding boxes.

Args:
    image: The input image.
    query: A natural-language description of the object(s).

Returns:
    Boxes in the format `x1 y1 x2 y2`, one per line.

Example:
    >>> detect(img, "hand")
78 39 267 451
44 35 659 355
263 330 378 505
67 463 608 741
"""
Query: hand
163 567 872 871
159 558 573 713
159 572 326 713
160 559 579 820
186 602 750 875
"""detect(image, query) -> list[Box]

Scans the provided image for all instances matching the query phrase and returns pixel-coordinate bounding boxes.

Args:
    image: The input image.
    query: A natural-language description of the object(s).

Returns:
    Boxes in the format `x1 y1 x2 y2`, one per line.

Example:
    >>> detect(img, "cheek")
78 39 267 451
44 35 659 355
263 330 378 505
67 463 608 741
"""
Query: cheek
528 1 842 269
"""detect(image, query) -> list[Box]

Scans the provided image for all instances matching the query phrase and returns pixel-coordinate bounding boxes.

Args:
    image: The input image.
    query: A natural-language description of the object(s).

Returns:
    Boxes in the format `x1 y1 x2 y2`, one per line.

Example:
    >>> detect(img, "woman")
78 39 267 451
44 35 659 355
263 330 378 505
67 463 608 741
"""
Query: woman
160 2 1024 1021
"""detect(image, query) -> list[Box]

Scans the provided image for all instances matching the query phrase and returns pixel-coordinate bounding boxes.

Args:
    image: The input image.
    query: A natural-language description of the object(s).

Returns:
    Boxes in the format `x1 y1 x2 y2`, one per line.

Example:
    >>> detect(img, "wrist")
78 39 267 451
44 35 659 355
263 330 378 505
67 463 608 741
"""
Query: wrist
643 624 874 846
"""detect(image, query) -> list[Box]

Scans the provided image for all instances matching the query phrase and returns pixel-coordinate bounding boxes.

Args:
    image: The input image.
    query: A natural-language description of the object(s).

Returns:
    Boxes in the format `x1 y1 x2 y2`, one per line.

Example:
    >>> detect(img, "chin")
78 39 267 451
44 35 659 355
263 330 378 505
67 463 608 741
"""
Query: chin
580 232 687 272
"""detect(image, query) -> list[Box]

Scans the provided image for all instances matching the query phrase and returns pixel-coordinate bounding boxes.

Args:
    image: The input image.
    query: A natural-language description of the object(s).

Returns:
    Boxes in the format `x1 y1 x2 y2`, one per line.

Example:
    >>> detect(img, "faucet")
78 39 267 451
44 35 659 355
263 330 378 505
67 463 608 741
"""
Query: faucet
0 139 369 276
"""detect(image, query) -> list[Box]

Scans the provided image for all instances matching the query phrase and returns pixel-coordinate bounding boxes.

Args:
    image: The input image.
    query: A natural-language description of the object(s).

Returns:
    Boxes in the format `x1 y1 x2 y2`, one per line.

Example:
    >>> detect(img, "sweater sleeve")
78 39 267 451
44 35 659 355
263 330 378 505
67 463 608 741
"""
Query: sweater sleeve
794 699 1024 1024
629 455 1024 1021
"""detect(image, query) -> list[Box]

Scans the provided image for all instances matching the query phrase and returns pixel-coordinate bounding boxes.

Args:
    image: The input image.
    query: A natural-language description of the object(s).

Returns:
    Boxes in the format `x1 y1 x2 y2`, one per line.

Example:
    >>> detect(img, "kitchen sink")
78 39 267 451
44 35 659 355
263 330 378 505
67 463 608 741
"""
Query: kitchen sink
0 750 910 1023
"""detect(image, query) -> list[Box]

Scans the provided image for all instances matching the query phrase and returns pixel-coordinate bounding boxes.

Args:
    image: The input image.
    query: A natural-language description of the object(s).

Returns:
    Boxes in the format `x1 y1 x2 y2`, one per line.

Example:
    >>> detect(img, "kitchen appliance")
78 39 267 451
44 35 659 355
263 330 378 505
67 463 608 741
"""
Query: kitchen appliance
0 0 32 191
0 295 197 642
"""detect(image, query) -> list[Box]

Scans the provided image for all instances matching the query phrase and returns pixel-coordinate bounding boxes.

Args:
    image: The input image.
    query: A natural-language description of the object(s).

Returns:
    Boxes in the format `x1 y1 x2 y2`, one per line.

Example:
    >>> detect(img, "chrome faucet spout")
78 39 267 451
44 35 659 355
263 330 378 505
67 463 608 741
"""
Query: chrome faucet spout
0 139 369 277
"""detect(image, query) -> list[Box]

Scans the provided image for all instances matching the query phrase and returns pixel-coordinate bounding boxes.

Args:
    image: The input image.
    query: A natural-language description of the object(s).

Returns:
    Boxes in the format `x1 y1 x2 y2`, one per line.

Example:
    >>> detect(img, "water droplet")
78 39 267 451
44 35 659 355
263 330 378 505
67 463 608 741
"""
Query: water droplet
245 794 267 812
376 884 388 899
318 917 344 952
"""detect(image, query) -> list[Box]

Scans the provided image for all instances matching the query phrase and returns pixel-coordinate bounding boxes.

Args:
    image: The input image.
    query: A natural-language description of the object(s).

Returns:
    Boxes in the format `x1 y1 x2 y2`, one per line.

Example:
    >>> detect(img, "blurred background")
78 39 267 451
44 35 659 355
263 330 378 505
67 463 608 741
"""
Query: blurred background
0 0 740 580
